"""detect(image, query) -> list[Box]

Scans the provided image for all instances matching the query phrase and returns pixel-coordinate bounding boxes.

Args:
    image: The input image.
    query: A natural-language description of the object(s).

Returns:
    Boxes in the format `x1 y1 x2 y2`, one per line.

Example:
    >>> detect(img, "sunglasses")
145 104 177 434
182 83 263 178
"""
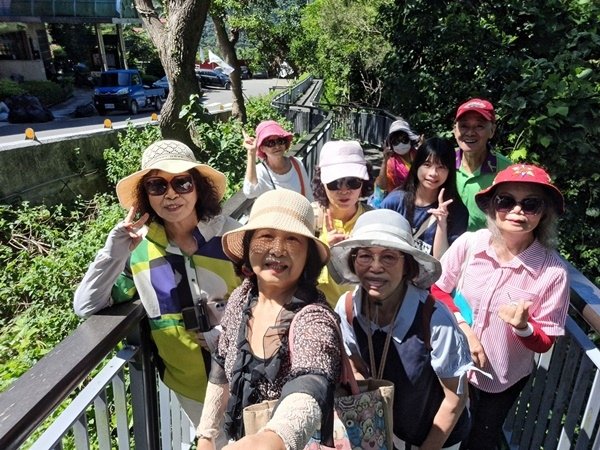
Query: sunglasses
493 194 544 216
262 137 288 148
326 177 364 191
143 175 195 196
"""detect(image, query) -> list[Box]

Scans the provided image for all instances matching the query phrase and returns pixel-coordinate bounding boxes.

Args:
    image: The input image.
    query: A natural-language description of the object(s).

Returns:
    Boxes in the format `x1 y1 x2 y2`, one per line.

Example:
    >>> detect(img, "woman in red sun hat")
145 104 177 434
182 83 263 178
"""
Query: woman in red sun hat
431 163 569 449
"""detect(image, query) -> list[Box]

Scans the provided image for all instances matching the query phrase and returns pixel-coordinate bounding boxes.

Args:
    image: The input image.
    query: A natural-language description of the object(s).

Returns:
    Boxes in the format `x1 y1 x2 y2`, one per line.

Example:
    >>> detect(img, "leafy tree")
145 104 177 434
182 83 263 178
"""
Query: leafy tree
132 0 210 148
291 0 392 105
123 25 163 78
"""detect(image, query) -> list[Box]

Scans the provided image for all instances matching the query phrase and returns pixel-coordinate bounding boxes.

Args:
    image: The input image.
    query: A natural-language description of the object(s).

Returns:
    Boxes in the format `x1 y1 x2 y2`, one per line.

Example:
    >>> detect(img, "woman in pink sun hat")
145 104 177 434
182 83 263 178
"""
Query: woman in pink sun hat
242 120 313 201
431 163 569 449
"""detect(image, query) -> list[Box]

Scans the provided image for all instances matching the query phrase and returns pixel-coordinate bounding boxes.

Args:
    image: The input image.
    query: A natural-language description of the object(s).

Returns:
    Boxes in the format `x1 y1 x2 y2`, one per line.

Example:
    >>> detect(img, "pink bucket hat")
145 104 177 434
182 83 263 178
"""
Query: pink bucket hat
475 163 564 214
318 140 369 184
255 120 293 159
455 98 495 122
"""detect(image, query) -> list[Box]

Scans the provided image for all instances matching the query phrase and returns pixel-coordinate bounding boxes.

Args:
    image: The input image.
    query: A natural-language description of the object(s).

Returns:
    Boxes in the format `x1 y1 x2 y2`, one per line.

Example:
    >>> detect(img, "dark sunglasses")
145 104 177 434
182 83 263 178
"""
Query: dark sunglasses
390 133 410 145
493 194 544 215
326 177 363 191
143 175 195 196
262 137 288 148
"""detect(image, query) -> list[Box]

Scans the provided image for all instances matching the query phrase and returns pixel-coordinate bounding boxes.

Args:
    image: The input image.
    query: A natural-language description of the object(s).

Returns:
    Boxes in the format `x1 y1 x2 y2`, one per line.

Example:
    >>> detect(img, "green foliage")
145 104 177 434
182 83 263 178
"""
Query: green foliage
0 194 124 390
0 79 27 101
21 80 71 107
124 25 164 78
103 123 162 186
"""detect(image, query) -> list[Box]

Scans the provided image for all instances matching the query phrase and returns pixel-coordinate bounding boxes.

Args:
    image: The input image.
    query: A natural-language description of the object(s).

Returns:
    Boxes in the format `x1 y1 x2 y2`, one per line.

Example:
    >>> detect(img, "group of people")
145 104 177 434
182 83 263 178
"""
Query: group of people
74 97 569 450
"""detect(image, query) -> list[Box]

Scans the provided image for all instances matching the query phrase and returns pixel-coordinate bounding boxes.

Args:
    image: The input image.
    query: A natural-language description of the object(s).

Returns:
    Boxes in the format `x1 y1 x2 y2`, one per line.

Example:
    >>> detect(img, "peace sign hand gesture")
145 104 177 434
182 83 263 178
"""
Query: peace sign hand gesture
242 129 257 157
325 210 347 246
122 206 149 251
427 187 453 229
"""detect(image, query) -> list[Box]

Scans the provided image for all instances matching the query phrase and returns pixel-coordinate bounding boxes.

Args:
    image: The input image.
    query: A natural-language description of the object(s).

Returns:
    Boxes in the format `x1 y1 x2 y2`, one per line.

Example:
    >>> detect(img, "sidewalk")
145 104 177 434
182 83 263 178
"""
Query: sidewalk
50 87 94 118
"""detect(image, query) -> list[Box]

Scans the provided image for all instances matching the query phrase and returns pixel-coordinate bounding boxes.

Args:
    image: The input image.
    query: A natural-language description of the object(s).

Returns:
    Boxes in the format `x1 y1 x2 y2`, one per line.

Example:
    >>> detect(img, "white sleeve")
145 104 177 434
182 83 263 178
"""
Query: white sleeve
73 222 133 317
243 163 273 198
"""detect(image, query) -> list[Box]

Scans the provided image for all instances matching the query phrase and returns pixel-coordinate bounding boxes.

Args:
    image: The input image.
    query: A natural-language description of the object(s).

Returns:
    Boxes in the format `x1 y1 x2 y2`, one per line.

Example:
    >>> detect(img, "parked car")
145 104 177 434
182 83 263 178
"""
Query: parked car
196 69 231 90
152 76 170 98
93 69 165 115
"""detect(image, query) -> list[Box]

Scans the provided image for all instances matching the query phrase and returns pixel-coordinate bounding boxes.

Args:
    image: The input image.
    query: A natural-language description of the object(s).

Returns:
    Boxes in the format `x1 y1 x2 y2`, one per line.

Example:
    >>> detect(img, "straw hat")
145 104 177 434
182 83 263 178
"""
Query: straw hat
222 189 330 264
475 163 564 215
115 140 227 209
330 209 441 288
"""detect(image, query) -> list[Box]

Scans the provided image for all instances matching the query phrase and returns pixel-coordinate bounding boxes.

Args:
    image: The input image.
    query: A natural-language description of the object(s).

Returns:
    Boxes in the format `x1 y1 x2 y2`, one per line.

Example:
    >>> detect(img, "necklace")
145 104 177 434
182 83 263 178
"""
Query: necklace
364 284 407 380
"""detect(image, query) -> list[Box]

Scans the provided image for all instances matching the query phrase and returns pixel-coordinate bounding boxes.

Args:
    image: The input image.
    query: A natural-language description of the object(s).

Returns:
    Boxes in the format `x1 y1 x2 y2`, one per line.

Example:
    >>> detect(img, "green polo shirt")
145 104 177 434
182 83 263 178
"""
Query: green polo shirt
455 148 512 231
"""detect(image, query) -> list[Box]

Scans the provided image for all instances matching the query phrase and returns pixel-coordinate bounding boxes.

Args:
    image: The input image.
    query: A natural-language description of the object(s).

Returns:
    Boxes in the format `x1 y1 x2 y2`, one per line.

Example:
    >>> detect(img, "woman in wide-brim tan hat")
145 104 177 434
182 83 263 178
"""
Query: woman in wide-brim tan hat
74 140 241 433
330 208 473 450
196 189 343 450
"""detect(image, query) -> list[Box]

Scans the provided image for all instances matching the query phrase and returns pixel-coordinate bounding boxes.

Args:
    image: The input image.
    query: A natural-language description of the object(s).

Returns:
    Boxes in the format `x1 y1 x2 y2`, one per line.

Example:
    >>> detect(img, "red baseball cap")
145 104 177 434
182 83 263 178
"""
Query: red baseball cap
455 98 495 122
475 164 564 214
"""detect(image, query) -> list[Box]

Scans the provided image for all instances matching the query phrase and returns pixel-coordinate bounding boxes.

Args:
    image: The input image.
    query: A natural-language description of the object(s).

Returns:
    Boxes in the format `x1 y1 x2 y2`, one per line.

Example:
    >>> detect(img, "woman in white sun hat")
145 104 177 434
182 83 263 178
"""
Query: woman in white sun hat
311 140 374 306
73 140 241 428
196 189 342 450
331 208 473 450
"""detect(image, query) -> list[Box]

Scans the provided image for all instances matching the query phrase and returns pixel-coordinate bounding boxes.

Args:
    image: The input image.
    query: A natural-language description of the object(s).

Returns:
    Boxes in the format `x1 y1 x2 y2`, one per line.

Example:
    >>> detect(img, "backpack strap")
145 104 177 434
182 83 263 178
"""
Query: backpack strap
344 291 354 325
421 295 436 351
290 157 306 196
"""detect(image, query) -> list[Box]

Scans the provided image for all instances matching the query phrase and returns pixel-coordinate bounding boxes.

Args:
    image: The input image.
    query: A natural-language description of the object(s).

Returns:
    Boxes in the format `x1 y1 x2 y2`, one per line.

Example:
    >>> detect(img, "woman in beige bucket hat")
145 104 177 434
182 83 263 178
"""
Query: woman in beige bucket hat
73 140 241 429
196 189 343 450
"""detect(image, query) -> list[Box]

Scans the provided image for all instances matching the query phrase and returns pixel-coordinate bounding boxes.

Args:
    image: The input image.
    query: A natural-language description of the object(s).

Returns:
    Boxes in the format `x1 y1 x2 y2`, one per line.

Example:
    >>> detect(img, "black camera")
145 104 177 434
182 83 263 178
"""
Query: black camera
181 298 227 332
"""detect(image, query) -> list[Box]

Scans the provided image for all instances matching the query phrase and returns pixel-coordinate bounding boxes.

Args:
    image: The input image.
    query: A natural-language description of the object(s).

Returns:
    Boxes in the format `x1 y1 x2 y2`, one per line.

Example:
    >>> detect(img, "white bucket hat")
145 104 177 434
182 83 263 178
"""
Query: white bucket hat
116 140 227 209
329 209 441 288
222 189 330 264
318 140 369 184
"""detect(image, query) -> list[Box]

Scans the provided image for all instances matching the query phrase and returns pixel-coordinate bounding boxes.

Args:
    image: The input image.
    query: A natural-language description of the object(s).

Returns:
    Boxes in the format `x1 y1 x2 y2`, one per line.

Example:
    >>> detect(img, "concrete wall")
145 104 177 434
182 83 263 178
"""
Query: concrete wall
0 129 119 205
0 110 233 206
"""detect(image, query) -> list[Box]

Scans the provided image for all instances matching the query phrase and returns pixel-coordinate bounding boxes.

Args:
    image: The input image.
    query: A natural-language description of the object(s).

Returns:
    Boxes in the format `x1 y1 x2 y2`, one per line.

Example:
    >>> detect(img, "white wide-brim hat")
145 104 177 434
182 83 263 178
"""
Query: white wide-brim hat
330 209 441 288
115 140 227 209
222 189 330 264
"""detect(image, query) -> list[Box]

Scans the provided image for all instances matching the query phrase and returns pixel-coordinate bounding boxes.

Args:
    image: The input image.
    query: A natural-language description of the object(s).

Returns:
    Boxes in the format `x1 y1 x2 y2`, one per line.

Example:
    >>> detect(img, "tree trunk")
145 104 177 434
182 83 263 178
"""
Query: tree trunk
133 0 210 150
212 14 247 123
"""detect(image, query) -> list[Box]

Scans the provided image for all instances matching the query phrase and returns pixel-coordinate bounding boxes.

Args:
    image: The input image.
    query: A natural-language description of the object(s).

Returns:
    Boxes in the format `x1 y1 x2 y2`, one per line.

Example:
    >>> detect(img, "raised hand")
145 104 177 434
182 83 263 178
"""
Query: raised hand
325 210 347 246
242 129 257 157
123 206 149 251
427 187 453 226
498 299 533 330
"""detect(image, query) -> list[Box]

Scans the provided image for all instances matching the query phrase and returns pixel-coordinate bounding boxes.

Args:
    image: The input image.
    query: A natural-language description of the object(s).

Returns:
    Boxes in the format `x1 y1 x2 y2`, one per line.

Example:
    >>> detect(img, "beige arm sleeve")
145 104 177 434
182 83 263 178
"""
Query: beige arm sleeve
262 392 322 450
196 382 229 441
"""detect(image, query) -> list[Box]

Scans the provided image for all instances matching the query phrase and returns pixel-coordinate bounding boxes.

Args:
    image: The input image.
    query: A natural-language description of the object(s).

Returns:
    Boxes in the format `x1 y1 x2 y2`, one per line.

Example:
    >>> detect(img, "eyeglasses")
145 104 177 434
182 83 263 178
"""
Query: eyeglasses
326 177 363 191
143 175 195 196
390 133 410 145
353 250 404 268
262 137 288 148
493 194 544 216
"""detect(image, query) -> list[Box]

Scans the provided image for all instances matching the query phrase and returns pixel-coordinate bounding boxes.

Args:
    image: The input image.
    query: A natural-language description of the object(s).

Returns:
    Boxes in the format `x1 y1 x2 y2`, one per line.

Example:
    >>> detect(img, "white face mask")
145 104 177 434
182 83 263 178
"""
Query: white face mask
392 142 411 155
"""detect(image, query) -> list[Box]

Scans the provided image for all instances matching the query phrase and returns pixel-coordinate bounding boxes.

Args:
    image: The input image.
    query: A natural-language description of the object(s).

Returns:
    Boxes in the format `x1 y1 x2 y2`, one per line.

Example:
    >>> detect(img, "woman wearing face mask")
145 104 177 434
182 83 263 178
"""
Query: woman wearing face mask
380 137 468 259
311 140 374 306
369 119 420 208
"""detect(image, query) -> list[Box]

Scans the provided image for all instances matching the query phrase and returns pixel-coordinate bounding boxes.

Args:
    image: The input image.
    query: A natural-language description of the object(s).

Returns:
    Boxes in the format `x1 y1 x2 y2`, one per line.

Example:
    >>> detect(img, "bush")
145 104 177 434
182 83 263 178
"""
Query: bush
21 80 71 107
0 79 26 102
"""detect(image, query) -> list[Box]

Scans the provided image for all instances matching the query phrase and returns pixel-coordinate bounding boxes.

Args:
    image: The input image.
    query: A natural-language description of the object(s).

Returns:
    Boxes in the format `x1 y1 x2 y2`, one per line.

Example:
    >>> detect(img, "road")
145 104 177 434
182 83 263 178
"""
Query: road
0 78 291 148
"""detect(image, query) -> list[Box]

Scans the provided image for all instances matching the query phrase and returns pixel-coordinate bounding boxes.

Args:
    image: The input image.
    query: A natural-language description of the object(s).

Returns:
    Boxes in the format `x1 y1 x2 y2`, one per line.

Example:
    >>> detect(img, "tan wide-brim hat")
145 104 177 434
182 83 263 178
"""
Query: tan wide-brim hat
222 189 330 264
115 140 227 209
330 209 441 289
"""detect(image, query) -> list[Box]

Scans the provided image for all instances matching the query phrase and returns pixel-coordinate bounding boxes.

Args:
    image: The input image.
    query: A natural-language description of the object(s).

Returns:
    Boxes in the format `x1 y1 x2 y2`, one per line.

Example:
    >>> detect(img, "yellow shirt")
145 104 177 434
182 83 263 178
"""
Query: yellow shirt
317 203 368 307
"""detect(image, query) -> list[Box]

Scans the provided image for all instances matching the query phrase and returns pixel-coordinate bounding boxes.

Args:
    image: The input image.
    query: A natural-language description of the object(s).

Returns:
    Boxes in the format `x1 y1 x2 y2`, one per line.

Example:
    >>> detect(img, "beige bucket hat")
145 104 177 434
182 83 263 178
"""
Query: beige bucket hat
116 140 227 209
222 189 330 264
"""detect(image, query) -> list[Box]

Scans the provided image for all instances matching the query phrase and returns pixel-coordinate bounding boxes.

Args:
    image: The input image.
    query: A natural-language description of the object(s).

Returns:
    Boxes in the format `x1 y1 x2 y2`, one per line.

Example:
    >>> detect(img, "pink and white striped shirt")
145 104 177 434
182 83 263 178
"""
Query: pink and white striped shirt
436 229 569 393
